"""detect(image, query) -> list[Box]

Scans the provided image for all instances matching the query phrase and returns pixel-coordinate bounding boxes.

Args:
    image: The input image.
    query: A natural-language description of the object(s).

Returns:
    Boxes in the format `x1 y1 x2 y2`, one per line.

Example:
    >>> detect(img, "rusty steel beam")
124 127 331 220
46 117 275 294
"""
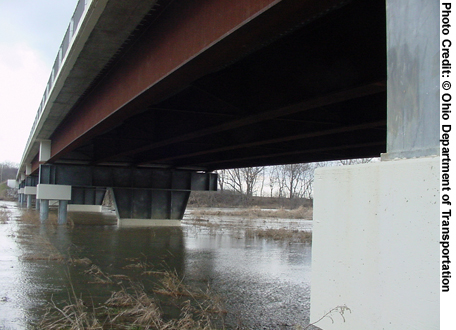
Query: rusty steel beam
48 0 351 165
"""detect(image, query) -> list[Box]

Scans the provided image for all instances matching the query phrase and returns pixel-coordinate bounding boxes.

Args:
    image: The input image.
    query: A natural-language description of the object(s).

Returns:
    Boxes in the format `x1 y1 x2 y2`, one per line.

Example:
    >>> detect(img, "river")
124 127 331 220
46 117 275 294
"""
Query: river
0 200 313 329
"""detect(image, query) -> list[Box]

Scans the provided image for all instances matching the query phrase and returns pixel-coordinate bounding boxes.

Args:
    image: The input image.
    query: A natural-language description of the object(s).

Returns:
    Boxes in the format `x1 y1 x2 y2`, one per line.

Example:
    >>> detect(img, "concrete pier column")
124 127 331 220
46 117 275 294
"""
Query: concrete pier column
24 178 38 209
36 184 72 223
310 0 439 328
36 199 40 211
40 200 49 223
58 200 68 225
382 0 439 160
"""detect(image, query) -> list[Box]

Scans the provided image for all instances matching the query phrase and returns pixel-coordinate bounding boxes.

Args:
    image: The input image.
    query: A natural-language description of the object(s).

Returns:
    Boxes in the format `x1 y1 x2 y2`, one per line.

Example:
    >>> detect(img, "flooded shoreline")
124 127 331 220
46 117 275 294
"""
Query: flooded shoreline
0 201 314 329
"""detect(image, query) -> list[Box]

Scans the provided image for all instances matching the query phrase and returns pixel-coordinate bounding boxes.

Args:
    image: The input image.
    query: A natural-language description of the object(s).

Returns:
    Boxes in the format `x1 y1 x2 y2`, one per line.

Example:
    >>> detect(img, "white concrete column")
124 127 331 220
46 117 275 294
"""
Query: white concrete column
24 186 37 209
40 200 49 223
25 164 32 176
383 0 439 159
18 188 25 206
310 157 439 329
58 200 69 225
26 195 32 209
39 140 51 162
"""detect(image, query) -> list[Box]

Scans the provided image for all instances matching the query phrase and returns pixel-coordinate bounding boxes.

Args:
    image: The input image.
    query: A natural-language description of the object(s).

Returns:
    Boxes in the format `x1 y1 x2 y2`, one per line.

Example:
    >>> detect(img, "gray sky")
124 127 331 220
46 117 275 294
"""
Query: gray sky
0 0 77 164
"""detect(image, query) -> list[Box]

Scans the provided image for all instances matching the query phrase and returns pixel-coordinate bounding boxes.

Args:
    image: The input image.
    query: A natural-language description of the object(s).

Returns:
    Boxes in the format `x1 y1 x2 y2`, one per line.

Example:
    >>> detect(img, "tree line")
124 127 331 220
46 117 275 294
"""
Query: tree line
216 158 373 199
0 162 18 183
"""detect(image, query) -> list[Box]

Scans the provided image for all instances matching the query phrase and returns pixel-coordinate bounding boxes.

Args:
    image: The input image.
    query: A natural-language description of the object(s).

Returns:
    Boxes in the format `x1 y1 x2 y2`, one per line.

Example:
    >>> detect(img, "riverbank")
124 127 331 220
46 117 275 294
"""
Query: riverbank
188 191 313 210
188 205 312 220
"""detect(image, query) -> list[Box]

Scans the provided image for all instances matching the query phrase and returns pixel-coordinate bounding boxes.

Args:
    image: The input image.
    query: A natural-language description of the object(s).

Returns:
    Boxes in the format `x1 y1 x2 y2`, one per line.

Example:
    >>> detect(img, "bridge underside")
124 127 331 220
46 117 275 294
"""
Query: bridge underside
17 0 439 327
36 0 386 172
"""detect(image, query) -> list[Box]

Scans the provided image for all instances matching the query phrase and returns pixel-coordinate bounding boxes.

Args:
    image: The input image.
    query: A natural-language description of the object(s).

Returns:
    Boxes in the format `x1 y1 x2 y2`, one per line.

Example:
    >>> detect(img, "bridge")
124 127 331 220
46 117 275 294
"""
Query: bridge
16 0 439 329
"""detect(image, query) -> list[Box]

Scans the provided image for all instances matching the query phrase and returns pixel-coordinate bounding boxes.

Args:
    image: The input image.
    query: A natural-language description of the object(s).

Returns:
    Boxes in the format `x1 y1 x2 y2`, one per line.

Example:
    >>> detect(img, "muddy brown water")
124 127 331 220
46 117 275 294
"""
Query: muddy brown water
0 201 313 329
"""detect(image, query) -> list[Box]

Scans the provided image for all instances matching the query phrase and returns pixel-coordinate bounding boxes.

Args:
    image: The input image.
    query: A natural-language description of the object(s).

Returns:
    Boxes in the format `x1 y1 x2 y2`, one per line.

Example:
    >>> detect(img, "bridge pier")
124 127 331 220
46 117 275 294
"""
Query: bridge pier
310 0 439 328
58 200 69 225
26 195 32 209
112 188 190 226
311 157 439 329
36 184 72 223
35 164 216 225
39 200 49 223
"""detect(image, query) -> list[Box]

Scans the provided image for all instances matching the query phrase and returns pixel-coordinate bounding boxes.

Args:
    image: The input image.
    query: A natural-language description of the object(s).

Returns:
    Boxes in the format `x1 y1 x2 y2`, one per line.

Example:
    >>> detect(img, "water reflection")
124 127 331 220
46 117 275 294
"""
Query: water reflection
0 201 312 329
183 232 312 328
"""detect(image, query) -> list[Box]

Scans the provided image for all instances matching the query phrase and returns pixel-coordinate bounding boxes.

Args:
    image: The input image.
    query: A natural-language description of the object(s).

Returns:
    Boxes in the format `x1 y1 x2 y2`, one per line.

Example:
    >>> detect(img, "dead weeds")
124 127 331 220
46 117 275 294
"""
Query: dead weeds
39 261 227 330
191 206 312 220
0 206 11 223
245 228 312 243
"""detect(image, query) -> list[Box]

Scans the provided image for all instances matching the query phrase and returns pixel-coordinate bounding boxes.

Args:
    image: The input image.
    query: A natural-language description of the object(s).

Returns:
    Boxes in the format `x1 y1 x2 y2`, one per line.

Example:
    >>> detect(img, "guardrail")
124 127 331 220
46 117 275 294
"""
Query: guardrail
24 0 89 154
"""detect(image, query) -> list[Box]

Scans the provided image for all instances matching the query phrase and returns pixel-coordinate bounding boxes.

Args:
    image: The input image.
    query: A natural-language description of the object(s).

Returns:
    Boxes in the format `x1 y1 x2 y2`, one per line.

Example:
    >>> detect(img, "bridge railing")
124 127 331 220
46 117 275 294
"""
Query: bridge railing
24 0 89 158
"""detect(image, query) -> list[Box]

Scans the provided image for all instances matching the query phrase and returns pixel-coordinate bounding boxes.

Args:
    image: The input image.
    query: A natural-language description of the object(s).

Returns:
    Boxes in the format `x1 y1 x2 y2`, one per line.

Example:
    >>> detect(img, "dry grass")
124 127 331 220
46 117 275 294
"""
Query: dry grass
191 206 312 220
0 206 11 223
297 305 351 330
19 209 74 227
21 254 66 262
154 269 193 298
19 210 41 224
39 282 104 330
107 285 164 328
84 265 114 284
245 228 312 242
68 257 92 266
39 263 227 330
123 261 150 270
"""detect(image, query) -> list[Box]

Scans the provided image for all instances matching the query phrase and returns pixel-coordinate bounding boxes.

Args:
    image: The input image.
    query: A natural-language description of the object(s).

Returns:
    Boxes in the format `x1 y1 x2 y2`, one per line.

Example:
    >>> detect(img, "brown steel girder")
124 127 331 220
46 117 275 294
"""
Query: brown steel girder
44 0 386 171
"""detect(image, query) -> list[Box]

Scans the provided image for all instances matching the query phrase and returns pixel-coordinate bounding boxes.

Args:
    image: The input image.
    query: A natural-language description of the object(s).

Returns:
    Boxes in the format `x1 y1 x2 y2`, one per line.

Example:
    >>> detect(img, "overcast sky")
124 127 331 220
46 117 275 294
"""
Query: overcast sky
0 0 77 165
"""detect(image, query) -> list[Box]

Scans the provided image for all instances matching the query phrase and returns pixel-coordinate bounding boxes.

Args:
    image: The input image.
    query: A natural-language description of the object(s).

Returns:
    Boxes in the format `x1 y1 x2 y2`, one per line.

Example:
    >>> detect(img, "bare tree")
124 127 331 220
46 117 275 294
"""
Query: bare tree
277 164 316 199
216 169 227 191
285 164 306 199
267 162 323 200
266 166 278 198
225 166 263 196
0 162 18 183
270 165 286 198
259 166 266 197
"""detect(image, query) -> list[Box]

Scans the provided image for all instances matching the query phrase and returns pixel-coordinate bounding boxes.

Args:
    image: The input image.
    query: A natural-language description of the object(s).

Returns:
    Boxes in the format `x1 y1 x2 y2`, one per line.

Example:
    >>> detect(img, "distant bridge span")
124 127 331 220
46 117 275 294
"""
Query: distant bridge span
17 1 439 328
